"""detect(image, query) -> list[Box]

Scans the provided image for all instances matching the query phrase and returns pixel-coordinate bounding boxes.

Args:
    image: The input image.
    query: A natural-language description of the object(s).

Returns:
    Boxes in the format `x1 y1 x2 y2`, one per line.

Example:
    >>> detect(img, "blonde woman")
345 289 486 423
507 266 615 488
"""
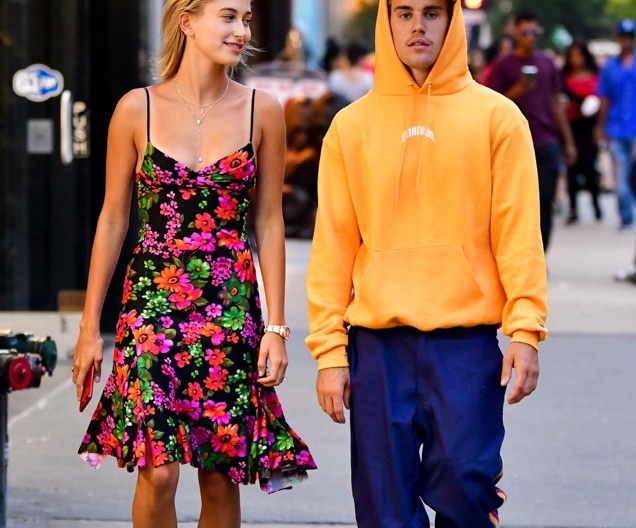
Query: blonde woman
72 1 315 526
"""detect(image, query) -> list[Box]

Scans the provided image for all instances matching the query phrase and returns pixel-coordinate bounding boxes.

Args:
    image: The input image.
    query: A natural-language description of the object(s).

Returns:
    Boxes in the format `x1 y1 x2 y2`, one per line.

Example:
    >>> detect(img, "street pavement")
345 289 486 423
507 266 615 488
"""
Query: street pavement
2 193 636 528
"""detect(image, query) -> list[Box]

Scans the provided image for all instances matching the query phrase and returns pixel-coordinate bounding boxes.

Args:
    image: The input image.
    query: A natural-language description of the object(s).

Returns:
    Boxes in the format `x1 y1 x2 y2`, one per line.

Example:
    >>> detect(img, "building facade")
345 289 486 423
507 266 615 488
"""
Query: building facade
0 0 292 326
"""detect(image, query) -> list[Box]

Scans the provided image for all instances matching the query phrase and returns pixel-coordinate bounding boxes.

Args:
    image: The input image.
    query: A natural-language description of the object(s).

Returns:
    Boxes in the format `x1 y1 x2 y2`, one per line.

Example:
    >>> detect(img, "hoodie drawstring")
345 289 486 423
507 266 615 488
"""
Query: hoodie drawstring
395 83 415 206
415 82 433 194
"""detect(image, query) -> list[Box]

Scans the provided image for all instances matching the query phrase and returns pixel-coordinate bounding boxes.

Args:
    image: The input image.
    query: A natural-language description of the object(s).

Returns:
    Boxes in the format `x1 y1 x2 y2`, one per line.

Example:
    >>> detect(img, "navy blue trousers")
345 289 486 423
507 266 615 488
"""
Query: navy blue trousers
348 326 506 528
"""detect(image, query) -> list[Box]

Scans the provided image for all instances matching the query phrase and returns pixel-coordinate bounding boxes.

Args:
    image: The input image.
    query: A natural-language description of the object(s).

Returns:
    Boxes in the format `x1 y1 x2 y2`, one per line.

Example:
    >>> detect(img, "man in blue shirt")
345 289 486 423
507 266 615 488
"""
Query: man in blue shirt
598 19 636 230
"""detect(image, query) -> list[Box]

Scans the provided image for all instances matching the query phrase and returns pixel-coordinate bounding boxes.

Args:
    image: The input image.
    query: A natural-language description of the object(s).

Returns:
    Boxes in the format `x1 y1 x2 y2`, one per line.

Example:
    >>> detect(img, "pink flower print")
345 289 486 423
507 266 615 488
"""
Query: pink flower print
153 264 192 293
228 466 245 484
202 400 232 424
217 229 244 251
188 311 206 325
234 250 256 283
175 351 192 368
214 193 238 221
259 454 271 469
160 316 174 328
200 322 225 345
211 424 245 457
296 449 315 467
180 188 196 200
219 150 253 181
205 303 223 319
204 365 229 391
204 347 226 367
190 426 212 445
152 333 173 355
176 399 201 421
169 288 203 309
194 212 216 232
187 382 204 401
176 232 215 252
210 258 233 286
132 324 160 355
179 320 203 345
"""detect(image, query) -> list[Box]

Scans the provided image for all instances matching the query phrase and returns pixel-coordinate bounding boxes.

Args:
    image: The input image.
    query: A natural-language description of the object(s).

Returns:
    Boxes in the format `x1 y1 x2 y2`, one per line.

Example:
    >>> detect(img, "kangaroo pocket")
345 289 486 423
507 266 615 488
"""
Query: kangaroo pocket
353 245 485 327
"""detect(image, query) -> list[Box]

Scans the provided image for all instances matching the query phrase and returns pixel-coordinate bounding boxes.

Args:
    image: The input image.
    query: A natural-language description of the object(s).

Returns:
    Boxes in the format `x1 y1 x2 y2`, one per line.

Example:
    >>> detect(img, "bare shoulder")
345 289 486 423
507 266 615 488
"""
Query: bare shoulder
114 87 148 117
252 88 284 121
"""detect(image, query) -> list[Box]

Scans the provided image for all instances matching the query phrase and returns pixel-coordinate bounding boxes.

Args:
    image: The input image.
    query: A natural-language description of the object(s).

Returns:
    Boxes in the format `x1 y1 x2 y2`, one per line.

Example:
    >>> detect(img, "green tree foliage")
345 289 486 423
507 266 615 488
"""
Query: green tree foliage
346 0 629 51
346 0 379 47
606 0 636 18
487 0 613 45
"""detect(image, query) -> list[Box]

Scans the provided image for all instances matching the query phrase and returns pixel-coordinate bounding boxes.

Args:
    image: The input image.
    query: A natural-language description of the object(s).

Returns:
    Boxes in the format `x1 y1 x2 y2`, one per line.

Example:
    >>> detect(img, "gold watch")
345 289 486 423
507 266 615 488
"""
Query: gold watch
265 324 291 341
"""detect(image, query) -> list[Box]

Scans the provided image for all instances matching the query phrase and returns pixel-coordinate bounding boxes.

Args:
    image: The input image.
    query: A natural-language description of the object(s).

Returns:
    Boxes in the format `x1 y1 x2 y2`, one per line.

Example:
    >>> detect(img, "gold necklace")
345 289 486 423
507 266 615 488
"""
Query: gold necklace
175 77 230 115
174 77 230 164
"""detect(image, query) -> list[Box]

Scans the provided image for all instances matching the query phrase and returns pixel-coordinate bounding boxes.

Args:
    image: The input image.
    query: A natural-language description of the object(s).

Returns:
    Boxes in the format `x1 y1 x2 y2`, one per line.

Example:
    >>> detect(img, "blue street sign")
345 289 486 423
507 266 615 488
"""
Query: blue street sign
12 64 64 103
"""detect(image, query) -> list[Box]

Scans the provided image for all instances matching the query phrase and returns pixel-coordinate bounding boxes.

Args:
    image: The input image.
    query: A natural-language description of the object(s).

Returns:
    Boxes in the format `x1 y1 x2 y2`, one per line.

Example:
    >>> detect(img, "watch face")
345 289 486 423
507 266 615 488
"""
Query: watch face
282 326 291 340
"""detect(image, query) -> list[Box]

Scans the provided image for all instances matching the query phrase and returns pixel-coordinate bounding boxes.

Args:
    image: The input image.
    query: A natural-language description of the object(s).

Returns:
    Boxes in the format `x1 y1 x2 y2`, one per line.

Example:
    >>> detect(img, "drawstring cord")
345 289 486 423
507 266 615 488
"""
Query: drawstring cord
415 81 433 194
395 83 415 206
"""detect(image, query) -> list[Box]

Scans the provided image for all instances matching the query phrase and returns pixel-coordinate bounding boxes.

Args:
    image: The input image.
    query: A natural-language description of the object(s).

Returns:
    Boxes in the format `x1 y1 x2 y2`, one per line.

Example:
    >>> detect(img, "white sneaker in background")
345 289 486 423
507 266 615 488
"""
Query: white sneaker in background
614 264 636 282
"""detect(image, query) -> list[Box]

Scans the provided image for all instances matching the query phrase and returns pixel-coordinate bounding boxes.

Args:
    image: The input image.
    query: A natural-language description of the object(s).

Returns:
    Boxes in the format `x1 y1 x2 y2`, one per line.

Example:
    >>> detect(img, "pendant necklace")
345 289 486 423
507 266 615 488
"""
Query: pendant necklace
175 76 230 164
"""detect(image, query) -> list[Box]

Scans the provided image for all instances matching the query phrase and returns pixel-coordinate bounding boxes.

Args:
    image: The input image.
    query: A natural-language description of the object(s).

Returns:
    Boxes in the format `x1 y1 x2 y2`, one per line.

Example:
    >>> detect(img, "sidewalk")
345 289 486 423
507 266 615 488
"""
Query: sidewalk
3 194 636 528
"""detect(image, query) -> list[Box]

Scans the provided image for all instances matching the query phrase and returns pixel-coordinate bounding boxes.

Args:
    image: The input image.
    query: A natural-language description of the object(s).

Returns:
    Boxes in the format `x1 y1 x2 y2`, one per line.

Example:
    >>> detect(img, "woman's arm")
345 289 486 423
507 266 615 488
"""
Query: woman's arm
72 89 144 400
252 90 288 387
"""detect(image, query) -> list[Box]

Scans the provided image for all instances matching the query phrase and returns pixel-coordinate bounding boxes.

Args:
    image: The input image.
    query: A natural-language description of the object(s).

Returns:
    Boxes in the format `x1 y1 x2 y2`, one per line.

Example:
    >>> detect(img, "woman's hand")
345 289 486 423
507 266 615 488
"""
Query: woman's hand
257 332 288 387
72 328 104 401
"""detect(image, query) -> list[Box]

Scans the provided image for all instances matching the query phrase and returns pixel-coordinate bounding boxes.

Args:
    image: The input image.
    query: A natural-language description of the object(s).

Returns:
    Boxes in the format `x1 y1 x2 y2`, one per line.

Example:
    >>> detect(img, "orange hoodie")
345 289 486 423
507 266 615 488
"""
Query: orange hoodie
306 0 548 370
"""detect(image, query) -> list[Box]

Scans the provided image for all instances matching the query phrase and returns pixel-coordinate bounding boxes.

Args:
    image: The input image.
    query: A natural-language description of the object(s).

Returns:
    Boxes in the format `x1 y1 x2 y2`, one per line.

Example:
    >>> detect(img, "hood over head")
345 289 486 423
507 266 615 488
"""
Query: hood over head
374 0 471 95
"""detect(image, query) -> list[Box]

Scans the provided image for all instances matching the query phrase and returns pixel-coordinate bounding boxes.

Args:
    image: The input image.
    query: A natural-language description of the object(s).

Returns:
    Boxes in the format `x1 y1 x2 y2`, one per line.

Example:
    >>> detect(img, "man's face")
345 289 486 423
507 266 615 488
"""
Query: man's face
515 20 542 53
618 33 635 54
389 0 450 86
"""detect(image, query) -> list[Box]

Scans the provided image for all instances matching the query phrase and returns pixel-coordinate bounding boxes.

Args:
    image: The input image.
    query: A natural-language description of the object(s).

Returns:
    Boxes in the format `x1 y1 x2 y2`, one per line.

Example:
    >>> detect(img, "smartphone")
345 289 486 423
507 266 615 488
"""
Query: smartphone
521 65 538 80
79 365 95 412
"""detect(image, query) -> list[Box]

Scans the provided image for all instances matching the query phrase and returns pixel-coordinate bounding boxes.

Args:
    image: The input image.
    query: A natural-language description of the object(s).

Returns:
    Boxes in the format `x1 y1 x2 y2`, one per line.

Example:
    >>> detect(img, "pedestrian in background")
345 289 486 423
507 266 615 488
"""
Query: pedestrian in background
562 39 602 224
307 0 547 526
487 9 577 252
597 18 636 231
477 33 515 85
72 1 315 527
328 41 375 103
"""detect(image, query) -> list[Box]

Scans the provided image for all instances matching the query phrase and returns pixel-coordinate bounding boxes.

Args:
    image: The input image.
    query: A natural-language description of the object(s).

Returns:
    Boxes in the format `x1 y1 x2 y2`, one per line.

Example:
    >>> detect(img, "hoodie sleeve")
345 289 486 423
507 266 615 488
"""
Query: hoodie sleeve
306 122 361 370
490 120 548 350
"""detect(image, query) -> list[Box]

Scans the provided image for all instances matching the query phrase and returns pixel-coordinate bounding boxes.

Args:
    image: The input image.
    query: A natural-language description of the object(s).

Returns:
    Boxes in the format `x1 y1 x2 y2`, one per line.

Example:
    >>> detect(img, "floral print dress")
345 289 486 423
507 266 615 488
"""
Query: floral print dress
79 88 316 493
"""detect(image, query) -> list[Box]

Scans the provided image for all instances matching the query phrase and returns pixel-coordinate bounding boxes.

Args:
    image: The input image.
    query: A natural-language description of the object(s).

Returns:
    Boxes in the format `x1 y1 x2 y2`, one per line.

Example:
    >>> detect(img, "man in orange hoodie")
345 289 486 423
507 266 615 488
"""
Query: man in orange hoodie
307 1 547 526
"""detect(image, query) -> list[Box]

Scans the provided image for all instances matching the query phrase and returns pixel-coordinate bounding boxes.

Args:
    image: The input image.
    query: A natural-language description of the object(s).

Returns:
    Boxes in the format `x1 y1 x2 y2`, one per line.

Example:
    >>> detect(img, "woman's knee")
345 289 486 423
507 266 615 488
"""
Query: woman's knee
198 470 239 503
137 462 180 497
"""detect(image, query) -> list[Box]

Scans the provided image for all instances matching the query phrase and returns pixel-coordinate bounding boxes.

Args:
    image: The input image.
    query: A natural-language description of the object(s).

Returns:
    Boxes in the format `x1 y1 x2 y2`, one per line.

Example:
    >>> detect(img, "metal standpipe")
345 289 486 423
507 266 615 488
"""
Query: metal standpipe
0 391 8 528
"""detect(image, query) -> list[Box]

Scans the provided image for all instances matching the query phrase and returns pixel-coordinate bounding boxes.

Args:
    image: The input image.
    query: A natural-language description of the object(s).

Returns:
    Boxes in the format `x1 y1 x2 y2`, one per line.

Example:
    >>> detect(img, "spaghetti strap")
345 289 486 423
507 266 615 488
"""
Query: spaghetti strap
143 87 151 144
249 89 256 143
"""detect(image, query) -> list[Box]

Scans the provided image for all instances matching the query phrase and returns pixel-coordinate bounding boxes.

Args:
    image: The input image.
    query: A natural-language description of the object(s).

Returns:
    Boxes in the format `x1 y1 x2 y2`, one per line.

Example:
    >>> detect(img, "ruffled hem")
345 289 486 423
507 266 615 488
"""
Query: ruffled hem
77 446 314 493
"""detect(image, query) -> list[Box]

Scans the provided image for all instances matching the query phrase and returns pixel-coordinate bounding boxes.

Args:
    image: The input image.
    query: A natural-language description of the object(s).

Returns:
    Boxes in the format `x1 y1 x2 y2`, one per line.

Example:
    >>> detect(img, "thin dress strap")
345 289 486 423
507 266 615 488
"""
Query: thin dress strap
249 89 256 143
143 87 151 144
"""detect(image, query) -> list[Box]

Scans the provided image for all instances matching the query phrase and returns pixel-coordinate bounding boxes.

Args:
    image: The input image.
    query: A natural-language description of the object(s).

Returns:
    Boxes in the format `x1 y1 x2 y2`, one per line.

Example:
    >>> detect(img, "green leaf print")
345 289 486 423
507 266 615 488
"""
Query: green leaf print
163 328 177 339
139 368 153 383
274 431 294 451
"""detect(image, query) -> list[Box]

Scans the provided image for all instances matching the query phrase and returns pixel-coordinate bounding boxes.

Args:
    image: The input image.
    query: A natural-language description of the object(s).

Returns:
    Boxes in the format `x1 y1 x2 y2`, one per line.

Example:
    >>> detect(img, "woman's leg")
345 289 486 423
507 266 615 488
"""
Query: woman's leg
197 470 241 528
132 462 180 528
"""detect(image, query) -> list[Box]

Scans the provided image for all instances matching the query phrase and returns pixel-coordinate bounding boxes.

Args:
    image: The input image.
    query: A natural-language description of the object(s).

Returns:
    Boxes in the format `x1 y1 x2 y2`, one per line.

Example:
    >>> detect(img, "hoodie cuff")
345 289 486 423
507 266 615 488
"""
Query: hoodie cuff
316 345 350 370
510 330 540 351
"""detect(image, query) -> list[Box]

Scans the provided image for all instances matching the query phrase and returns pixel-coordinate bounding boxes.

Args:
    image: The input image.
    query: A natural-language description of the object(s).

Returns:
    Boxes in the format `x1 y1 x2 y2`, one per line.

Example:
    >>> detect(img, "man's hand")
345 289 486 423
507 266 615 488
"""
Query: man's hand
564 140 578 167
500 342 539 404
316 367 350 424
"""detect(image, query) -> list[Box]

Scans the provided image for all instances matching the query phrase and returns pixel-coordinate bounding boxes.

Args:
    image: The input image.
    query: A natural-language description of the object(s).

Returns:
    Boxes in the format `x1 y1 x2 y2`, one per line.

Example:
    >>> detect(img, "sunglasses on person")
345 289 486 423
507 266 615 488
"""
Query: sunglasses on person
519 28 544 37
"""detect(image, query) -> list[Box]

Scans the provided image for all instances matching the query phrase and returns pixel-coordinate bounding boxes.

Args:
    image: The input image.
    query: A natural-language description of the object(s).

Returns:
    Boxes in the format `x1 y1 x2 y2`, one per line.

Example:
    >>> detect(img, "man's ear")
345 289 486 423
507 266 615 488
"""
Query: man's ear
178 12 194 37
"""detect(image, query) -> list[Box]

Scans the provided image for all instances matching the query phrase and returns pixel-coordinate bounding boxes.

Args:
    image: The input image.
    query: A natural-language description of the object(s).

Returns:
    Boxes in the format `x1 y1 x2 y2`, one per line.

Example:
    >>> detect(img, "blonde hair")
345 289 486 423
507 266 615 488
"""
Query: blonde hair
158 0 257 81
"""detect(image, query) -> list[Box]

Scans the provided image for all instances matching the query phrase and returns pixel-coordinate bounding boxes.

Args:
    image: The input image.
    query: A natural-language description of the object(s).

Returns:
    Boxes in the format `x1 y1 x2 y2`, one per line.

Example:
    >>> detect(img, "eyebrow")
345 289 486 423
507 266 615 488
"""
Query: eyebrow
393 5 443 12
218 7 252 15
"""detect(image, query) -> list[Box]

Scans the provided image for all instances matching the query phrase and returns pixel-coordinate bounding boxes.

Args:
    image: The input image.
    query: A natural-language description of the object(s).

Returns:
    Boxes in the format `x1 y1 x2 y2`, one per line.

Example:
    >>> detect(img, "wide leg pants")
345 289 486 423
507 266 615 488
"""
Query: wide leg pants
348 326 506 528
